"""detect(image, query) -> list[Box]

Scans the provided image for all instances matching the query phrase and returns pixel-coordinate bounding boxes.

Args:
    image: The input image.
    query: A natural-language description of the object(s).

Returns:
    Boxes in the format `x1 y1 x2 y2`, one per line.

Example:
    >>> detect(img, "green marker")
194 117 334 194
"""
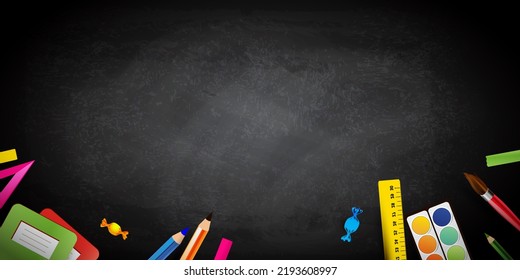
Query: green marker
486 149 520 167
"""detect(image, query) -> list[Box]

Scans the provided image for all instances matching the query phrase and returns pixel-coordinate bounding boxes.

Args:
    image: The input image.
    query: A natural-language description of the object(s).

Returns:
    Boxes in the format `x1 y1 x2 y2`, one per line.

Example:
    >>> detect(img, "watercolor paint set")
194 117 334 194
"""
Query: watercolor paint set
406 201 470 260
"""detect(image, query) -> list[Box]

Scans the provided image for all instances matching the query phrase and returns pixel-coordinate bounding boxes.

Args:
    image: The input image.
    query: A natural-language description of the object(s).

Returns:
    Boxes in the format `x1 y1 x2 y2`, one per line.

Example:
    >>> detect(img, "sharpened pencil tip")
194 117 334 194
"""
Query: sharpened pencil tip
206 212 213 221
181 227 189 235
484 233 494 243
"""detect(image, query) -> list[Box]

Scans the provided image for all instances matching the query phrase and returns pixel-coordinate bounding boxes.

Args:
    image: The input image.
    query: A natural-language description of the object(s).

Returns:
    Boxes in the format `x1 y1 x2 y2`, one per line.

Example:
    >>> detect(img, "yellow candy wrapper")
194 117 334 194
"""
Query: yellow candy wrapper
100 218 128 240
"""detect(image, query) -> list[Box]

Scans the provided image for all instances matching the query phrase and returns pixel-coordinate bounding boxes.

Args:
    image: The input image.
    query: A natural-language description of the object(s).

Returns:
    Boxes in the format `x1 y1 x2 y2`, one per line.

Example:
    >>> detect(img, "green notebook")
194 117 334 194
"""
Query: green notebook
0 204 77 260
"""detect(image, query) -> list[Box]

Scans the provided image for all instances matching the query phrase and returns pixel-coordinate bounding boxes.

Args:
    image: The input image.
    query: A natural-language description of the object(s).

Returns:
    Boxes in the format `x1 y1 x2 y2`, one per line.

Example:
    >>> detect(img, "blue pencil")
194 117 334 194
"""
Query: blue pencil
149 227 189 260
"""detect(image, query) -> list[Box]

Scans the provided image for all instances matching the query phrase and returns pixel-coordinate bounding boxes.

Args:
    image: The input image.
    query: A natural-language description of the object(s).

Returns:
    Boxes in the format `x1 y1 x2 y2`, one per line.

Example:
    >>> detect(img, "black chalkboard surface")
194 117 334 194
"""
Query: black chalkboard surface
1 2 519 260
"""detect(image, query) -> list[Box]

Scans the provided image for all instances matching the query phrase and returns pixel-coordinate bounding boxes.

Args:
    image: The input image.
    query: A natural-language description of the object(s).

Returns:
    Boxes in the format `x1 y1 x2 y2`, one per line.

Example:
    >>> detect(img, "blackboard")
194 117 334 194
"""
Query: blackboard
1 2 519 260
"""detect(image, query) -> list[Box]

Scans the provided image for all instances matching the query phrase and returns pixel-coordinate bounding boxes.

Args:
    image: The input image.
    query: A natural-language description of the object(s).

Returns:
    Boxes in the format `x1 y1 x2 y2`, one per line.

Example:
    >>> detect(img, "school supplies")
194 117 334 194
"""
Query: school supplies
180 212 212 260
214 238 233 260
0 149 17 164
149 228 189 260
0 161 34 209
464 173 520 231
485 233 513 260
0 204 77 260
407 201 470 260
486 149 520 167
378 179 407 260
40 208 99 260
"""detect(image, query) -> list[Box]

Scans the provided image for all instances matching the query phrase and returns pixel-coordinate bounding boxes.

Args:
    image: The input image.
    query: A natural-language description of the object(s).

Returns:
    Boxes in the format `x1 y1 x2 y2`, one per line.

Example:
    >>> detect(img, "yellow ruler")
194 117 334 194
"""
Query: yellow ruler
378 179 407 260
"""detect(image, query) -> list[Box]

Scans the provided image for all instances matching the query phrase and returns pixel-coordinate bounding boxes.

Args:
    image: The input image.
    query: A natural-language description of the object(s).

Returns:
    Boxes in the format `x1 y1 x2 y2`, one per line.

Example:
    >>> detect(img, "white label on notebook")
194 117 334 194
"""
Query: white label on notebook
68 248 81 260
11 221 59 259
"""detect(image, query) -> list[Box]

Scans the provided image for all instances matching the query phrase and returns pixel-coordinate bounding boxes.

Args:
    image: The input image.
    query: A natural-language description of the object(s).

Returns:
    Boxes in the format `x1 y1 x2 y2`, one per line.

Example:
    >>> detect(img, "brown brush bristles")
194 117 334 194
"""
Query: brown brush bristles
463 172 489 195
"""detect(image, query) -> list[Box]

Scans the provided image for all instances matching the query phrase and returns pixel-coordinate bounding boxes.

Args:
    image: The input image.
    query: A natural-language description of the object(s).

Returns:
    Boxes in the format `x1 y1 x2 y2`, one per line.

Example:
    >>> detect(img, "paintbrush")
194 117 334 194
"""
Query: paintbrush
464 172 520 231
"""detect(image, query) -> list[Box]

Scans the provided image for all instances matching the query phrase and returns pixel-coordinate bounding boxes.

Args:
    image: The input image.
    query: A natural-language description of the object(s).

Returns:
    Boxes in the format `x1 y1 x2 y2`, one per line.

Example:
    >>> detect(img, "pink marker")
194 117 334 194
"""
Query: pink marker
214 238 233 260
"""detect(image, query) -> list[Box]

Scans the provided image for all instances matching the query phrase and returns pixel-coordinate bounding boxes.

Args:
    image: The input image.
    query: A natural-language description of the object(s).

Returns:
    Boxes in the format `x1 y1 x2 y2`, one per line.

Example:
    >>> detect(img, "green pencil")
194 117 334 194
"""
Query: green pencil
486 150 520 167
485 233 513 260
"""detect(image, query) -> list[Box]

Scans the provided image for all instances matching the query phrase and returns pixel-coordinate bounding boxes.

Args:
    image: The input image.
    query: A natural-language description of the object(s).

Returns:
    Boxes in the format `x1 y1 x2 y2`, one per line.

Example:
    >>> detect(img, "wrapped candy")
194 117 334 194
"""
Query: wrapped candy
100 218 128 240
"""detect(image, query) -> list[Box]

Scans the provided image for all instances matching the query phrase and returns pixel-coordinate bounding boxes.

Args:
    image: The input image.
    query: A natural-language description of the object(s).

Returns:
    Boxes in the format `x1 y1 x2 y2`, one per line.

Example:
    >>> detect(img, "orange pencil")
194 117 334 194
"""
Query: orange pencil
180 212 212 260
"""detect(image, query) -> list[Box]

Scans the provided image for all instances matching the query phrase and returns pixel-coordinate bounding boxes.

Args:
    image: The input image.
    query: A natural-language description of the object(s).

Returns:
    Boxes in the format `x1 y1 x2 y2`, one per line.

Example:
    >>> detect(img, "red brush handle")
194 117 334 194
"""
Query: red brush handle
489 195 520 231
